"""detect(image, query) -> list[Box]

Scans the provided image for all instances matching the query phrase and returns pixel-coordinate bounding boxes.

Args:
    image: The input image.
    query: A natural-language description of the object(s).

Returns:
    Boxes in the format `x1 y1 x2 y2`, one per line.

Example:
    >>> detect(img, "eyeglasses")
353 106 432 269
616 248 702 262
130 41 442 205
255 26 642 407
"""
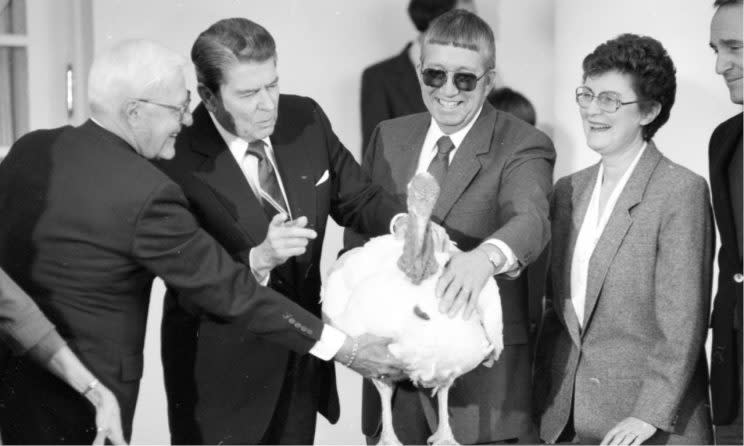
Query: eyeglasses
575 86 643 113
135 90 191 122
421 68 490 92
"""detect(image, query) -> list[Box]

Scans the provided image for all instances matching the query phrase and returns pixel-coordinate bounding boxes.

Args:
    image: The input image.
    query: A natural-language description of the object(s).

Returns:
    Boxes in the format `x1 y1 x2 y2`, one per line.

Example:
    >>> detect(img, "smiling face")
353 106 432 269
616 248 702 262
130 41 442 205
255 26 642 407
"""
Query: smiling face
129 74 191 160
202 58 280 141
710 2 743 104
580 71 658 158
419 43 492 134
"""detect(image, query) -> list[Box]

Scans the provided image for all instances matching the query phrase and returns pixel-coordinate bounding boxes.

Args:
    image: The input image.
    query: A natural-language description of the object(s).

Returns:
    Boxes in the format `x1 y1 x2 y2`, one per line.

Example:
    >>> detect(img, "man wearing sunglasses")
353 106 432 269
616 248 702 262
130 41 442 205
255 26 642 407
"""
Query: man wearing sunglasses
347 9 555 445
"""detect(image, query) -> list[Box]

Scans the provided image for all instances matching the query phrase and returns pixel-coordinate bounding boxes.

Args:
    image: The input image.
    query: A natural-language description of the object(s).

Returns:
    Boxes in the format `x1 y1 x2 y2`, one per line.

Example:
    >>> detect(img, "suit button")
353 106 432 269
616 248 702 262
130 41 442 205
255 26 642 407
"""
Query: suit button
734 273 743 283
288 318 296 324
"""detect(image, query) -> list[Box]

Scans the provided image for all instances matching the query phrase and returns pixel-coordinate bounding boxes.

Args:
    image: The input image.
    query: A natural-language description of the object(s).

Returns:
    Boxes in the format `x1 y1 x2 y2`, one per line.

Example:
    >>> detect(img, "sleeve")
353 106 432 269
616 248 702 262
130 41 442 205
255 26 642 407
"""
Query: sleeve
313 102 406 237
131 181 325 354
0 268 66 360
630 177 715 431
486 132 555 270
360 68 391 154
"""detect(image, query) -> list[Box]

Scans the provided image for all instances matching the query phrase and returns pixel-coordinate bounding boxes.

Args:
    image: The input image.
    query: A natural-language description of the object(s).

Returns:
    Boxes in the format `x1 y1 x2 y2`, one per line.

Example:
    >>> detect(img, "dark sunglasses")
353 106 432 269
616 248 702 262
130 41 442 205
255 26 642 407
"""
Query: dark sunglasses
421 68 490 92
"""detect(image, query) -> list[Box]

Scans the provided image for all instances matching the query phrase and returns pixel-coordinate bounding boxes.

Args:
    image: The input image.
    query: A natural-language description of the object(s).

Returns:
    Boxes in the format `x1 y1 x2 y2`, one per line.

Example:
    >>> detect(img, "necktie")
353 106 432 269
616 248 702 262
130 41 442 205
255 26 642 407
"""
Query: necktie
427 135 455 187
245 140 289 218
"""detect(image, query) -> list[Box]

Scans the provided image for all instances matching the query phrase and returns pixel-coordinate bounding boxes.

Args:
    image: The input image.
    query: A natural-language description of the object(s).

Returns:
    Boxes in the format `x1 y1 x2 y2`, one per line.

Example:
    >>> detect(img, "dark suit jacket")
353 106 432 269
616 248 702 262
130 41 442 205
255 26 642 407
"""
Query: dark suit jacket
535 143 714 444
709 112 743 425
0 121 324 444
360 43 426 151
155 95 405 444
353 103 555 443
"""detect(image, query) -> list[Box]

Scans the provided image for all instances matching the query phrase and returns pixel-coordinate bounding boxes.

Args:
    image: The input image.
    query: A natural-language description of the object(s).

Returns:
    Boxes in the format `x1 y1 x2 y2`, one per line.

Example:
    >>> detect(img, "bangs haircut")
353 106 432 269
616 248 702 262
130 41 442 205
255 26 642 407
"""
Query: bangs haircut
423 9 495 69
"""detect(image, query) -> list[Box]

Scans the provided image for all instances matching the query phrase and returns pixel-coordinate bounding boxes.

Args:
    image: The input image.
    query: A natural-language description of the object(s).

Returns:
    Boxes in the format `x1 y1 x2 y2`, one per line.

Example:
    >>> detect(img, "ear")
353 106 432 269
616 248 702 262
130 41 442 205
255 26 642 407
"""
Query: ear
124 99 141 123
486 69 503 91
197 84 218 113
640 101 662 126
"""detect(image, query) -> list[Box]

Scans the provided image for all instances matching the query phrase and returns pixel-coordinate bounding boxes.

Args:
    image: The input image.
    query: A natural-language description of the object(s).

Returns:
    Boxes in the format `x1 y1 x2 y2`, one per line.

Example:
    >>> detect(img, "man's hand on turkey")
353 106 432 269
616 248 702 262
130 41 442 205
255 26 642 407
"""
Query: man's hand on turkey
336 333 408 381
436 245 503 320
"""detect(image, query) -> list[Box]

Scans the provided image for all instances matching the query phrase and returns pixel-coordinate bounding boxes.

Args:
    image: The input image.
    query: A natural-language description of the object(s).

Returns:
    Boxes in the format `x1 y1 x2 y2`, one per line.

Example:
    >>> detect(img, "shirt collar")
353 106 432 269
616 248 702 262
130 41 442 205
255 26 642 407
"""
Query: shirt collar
208 111 272 162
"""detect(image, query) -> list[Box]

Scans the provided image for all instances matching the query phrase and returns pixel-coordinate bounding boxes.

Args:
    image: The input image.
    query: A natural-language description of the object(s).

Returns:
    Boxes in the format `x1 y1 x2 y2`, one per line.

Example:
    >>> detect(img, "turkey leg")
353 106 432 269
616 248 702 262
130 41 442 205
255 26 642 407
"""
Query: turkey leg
372 379 403 446
427 383 459 445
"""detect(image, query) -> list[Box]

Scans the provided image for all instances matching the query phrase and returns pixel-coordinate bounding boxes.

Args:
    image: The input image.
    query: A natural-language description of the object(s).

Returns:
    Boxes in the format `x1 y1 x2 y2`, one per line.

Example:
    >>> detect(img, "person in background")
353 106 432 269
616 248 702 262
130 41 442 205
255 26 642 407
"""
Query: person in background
0 268 125 445
487 87 536 126
534 33 714 445
360 0 476 152
0 39 404 444
351 9 555 444
708 0 743 444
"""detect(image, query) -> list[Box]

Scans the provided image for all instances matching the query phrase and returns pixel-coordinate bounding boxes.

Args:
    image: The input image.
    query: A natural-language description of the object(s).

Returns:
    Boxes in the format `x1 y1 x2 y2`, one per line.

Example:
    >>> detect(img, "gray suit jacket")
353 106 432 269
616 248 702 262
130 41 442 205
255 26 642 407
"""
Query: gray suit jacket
356 103 555 443
535 143 714 444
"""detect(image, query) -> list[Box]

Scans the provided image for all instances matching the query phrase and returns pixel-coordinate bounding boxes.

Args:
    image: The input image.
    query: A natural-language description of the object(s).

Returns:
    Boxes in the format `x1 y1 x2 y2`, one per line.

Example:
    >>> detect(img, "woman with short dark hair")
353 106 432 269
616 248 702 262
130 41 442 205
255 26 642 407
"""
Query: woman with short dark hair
534 34 714 445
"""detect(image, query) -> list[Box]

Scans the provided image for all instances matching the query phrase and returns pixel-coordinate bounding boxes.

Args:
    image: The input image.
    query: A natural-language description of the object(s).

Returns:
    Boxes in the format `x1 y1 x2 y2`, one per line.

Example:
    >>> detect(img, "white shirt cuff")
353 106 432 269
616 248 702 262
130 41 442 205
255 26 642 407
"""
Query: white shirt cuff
390 213 407 234
308 324 347 361
248 248 270 286
482 239 519 276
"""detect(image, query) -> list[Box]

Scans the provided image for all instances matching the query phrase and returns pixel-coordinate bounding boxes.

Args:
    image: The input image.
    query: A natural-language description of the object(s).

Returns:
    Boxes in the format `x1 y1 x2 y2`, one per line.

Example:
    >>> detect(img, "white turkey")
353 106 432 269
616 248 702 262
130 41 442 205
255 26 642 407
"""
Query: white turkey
322 172 504 445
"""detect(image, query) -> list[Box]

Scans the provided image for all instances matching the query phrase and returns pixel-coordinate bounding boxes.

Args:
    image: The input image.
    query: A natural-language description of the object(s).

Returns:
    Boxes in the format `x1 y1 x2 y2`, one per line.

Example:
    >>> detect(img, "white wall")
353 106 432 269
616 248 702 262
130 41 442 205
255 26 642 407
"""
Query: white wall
87 1 738 444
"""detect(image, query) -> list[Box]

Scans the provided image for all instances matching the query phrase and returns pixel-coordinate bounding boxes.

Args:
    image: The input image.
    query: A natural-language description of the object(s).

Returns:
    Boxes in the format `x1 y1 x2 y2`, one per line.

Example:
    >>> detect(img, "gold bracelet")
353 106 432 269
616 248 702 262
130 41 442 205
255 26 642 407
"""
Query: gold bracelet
81 378 99 396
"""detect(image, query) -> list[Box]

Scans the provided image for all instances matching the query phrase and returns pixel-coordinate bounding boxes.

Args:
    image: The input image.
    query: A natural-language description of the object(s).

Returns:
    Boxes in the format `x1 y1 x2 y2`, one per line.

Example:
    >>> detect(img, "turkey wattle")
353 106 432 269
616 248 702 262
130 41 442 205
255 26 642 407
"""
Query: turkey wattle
321 172 504 445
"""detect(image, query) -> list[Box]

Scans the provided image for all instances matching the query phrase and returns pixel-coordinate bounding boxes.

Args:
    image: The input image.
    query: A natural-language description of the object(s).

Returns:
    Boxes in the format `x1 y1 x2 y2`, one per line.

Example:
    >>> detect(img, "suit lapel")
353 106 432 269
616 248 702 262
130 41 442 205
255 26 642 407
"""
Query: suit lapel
188 104 269 246
558 168 597 348
392 116 429 195
431 105 494 222
581 143 662 333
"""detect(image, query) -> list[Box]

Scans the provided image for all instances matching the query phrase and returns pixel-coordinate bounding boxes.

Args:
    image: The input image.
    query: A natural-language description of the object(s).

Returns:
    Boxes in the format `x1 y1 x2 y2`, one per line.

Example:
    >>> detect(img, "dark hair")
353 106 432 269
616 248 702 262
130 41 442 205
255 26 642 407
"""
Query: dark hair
714 0 742 7
487 88 536 125
408 0 458 32
424 9 495 69
191 18 276 95
582 33 676 140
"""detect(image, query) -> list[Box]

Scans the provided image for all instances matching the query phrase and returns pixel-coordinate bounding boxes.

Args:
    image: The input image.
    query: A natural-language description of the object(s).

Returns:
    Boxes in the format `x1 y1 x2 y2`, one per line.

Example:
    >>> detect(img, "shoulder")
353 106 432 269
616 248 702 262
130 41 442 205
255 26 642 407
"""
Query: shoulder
650 154 709 197
711 112 743 143
489 108 553 151
362 51 407 80
555 165 597 197
378 111 429 132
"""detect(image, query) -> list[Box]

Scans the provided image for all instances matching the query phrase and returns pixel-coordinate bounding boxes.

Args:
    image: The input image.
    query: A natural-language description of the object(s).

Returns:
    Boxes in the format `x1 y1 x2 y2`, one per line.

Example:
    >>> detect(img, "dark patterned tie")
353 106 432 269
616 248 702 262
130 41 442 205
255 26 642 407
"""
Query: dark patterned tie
245 140 289 218
427 135 455 187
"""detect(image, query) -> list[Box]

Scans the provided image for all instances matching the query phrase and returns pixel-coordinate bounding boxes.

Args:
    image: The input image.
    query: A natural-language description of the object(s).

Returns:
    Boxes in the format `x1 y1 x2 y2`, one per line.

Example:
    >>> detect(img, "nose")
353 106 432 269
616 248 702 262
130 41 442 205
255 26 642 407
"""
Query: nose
715 50 731 75
440 73 459 96
258 87 277 111
181 109 193 127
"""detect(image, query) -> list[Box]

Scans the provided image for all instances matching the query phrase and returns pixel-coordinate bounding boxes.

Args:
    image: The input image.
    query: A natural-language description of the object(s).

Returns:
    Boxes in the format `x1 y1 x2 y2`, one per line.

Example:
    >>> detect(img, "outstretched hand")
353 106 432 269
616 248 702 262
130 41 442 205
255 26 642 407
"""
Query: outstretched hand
436 245 502 320
252 214 317 276
336 334 408 382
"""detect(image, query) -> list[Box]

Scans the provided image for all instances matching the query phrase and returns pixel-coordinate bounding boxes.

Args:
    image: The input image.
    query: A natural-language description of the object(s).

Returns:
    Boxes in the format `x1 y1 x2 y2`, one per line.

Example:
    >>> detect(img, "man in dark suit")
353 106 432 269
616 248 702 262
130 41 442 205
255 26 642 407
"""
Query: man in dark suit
709 0 743 443
349 10 555 444
155 18 412 445
359 0 475 151
0 39 402 444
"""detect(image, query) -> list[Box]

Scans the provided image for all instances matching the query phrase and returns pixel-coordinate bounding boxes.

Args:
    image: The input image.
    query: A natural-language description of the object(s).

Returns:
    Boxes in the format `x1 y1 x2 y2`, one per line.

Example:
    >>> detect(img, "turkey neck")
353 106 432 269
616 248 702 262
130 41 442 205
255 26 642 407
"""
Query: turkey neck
397 211 438 285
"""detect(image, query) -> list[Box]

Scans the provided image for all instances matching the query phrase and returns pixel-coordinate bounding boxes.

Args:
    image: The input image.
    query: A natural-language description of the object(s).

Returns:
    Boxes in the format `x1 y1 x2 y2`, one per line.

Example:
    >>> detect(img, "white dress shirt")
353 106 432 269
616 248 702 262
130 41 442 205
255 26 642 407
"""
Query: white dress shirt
209 113 345 361
414 110 518 275
570 143 647 327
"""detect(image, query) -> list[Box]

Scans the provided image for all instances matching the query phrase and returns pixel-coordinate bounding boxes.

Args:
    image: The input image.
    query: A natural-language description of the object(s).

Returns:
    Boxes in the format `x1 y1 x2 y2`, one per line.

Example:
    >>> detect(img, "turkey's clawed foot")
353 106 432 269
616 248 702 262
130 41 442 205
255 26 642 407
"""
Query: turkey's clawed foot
427 429 460 446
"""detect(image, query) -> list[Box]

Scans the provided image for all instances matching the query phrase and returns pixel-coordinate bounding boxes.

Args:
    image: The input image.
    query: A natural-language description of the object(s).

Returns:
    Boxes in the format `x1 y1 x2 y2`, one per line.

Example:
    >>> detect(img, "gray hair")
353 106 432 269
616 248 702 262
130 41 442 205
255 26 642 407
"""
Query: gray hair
88 39 186 118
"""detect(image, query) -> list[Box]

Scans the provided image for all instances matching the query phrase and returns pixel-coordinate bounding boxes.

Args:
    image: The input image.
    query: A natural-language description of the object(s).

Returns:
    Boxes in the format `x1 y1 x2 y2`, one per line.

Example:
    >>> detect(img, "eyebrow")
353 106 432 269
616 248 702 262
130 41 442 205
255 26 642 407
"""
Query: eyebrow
235 77 279 95
710 39 743 48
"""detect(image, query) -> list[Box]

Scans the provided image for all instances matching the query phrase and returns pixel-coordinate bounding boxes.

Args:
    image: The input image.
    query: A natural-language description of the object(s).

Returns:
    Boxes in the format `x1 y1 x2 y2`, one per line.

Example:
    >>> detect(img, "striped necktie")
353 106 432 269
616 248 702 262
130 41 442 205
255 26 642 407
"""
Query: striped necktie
245 140 289 218
427 135 455 187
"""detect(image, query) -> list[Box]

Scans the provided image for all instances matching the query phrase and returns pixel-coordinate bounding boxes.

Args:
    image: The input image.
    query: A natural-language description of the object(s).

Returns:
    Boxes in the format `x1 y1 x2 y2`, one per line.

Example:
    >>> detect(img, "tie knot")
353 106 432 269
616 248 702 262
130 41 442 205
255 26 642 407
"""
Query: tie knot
435 136 455 157
246 140 267 160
